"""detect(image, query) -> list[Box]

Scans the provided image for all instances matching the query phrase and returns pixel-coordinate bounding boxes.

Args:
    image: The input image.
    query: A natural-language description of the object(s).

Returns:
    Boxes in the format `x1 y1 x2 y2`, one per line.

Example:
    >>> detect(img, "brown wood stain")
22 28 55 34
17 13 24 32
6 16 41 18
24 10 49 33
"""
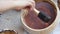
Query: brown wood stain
24 2 56 29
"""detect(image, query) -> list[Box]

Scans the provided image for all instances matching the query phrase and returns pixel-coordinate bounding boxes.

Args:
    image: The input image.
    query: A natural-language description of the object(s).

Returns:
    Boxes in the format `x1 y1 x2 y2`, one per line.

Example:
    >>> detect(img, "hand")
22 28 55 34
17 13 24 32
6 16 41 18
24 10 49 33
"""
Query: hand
14 0 35 11
0 0 35 13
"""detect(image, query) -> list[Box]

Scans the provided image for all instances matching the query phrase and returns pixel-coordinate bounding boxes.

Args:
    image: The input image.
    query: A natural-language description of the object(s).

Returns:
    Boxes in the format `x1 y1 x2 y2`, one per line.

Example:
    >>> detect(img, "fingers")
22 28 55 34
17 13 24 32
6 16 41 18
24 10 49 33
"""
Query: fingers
27 0 35 10
28 0 35 7
15 0 35 11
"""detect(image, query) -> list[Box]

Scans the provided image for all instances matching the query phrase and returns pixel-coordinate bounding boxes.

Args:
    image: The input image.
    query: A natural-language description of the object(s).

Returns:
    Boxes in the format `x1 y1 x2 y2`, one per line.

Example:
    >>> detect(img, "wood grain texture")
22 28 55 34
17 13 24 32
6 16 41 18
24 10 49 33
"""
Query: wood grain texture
24 2 56 29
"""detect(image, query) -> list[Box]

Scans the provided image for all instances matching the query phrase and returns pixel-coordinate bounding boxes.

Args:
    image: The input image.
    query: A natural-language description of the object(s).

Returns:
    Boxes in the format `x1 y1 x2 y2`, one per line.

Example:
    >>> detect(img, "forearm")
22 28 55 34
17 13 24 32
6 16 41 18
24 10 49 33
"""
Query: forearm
0 1 16 13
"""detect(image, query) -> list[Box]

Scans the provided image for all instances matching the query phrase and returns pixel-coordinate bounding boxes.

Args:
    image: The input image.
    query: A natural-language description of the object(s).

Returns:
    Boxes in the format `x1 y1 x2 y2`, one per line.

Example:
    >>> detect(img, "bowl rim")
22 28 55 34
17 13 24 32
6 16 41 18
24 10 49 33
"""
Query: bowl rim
21 0 60 31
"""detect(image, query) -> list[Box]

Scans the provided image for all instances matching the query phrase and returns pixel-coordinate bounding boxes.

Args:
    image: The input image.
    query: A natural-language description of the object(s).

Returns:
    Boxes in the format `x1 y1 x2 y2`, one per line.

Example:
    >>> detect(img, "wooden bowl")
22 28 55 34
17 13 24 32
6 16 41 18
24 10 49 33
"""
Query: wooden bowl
21 0 59 34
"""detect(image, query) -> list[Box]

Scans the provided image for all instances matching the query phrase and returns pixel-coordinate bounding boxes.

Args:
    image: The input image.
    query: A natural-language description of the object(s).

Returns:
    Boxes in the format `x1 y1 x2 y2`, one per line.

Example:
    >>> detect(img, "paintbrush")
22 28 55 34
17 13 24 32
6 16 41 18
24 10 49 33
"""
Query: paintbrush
34 8 51 22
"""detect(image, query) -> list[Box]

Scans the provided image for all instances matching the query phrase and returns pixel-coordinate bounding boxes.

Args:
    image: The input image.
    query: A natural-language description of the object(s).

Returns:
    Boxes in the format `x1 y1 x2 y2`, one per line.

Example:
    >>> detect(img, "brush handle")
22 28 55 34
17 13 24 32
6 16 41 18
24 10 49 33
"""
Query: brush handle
33 8 40 14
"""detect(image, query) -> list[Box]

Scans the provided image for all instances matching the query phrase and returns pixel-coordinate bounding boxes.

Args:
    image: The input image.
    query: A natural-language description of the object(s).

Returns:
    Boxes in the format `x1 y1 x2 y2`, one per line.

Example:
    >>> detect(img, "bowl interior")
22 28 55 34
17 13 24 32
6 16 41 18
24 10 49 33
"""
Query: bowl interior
21 0 57 30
